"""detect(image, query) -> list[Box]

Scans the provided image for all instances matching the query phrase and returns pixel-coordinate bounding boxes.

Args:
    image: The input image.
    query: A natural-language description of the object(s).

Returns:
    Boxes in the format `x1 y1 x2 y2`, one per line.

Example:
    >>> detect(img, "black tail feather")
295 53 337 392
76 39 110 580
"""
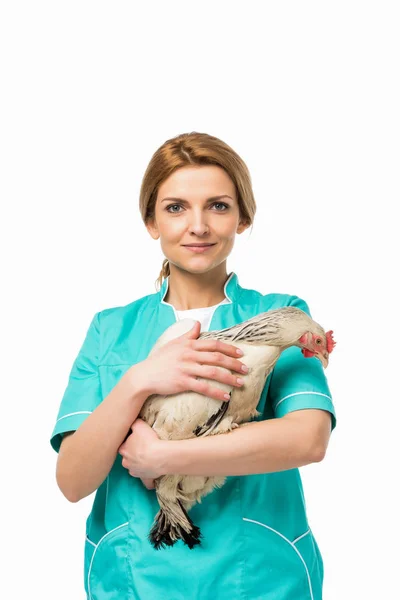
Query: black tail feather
148 499 202 550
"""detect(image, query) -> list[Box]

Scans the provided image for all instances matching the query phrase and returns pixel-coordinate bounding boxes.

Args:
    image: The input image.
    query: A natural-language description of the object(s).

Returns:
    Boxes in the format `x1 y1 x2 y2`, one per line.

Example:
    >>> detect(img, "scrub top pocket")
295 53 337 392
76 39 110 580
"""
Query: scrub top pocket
84 523 131 600
241 518 323 600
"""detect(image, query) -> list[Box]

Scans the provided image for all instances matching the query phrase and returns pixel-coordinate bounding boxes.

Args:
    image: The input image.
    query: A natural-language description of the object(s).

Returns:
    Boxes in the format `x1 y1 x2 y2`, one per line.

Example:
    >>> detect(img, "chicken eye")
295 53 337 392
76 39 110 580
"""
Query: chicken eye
316 338 322 345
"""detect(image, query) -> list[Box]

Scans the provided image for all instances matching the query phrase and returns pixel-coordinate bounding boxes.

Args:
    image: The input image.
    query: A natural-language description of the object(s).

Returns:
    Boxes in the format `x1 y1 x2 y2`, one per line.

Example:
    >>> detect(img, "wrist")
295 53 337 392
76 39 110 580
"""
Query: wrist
154 440 171 476
126 361 153 399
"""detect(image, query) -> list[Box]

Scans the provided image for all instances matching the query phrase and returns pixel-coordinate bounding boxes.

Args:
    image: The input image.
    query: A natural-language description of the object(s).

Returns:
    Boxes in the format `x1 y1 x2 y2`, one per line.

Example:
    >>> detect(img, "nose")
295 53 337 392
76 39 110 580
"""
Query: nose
188 210 210 236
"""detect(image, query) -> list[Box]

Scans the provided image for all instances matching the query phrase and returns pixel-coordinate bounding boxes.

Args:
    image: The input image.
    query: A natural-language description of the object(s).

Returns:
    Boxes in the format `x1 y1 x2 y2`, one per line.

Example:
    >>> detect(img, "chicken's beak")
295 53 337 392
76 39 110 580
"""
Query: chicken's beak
315 351 329 369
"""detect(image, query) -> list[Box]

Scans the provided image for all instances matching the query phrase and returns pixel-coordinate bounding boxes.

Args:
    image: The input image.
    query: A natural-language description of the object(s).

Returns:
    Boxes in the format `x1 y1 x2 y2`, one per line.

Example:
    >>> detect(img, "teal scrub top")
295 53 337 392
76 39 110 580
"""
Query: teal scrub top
50 272 336 600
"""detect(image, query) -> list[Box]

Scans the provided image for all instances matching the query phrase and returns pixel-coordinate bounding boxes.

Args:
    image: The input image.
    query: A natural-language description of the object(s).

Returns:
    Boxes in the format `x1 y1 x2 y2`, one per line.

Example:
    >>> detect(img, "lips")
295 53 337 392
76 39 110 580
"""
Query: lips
182 243 217 254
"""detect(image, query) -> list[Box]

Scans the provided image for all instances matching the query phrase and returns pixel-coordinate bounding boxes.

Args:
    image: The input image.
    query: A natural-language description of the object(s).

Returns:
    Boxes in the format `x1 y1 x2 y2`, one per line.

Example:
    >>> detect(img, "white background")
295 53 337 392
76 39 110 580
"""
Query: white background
1 1 399 598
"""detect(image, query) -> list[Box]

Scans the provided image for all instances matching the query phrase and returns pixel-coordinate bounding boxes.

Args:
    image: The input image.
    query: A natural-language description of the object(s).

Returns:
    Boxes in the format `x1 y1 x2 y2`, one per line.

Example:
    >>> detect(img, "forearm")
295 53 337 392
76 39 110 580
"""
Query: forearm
57 362 148 502
160 417 321 477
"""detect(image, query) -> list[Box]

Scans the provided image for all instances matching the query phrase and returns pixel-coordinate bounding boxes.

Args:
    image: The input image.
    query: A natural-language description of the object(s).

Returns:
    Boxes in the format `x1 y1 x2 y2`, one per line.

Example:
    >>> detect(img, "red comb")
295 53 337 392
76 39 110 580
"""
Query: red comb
326 330 336 353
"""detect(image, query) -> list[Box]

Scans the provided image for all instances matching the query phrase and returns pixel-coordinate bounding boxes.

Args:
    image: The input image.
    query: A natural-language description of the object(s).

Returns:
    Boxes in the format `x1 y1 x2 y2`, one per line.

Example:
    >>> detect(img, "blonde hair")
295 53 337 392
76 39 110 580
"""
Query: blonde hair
138 132 257 291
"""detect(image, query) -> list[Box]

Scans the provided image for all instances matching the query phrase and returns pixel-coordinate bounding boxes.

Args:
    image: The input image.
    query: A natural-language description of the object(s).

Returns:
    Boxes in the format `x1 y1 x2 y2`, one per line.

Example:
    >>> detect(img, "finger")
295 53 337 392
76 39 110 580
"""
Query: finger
132 418 151 431
183 321 200 337
141 478 155 489
190 362 244 390
190 349 247 375
185 374 233 402
194 338 244 358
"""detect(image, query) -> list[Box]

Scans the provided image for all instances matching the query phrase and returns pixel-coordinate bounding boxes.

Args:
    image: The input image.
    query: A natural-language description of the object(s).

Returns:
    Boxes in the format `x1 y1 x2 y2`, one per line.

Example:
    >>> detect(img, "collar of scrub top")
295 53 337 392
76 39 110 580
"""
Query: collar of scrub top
158 270 242 306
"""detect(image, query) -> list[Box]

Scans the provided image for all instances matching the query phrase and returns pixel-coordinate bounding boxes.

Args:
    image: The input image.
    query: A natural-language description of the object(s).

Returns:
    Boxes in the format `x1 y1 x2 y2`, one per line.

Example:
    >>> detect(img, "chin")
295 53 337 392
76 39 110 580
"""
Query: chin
171 259 219 275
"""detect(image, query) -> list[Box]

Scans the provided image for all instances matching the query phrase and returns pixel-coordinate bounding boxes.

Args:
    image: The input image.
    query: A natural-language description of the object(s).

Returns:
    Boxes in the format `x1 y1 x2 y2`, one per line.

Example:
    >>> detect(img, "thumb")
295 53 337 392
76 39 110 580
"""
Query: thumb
184 320 201 337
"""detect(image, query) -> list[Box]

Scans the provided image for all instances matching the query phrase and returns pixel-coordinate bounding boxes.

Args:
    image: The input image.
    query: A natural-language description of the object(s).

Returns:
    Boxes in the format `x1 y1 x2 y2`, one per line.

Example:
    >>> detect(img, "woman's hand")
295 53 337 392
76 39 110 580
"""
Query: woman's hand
132 320 248 402
118 419 167 490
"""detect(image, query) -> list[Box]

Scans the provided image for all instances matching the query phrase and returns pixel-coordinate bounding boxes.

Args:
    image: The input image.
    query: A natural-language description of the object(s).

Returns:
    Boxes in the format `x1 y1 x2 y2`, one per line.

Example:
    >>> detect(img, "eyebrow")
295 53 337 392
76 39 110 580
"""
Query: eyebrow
161 194 233 203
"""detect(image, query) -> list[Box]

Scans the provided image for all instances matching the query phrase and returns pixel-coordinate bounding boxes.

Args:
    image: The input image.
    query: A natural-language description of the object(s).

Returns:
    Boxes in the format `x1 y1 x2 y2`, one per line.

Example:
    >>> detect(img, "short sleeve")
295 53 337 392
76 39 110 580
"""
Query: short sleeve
267 296 337 431
50 311 103 453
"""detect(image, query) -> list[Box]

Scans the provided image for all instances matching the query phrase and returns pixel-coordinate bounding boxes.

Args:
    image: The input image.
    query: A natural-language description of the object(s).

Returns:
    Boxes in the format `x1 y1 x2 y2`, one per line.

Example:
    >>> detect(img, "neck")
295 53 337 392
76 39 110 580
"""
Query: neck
164 264 229 310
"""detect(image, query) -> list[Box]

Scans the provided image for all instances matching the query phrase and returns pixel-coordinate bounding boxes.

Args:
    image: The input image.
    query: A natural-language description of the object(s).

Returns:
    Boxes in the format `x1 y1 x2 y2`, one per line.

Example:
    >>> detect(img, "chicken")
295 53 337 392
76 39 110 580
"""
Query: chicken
139 306 336 550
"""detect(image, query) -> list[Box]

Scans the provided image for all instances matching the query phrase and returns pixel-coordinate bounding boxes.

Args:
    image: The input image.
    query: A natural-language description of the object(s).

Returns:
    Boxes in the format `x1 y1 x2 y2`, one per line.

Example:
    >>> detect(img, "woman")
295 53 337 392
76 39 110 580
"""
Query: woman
51 132 336 600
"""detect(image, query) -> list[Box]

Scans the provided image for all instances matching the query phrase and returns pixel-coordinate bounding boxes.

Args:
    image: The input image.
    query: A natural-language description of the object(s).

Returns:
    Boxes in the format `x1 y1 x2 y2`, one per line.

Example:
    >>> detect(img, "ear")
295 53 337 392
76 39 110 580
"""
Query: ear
145 218 160 240
236 219 250 234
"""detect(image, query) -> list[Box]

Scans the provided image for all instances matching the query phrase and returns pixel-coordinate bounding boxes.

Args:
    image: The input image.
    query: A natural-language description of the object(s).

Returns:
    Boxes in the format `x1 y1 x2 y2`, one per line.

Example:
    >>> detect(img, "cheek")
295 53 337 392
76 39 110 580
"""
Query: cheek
158 219 186 245
216 216 240 239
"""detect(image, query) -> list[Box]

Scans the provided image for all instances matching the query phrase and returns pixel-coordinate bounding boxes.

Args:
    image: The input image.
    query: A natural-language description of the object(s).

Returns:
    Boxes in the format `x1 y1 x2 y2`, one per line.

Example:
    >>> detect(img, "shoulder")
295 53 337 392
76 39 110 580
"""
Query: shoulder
239 282 311 317
261 293 311 316
96 290 158 330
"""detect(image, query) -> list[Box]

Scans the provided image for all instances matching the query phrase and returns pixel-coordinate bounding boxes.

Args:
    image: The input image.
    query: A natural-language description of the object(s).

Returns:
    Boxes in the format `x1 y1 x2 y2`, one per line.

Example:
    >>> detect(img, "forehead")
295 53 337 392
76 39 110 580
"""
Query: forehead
157 165 236 200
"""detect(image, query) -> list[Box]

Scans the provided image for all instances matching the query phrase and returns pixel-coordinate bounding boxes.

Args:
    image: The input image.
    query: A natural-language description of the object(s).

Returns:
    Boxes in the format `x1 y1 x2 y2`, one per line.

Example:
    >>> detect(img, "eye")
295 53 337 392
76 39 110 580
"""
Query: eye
212 202 229 211
166 204 182 213
316 338 322 345
165 202 229 214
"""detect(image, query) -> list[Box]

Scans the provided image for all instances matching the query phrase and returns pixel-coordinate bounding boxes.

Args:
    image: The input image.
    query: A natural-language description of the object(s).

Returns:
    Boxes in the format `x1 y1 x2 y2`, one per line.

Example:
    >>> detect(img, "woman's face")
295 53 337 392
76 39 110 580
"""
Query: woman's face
146 165 249 274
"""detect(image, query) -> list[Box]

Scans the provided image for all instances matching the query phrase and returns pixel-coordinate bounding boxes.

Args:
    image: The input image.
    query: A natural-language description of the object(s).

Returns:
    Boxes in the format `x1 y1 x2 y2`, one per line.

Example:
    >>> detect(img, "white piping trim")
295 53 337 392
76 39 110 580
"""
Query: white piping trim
161 271 235 307
85 535 97 548
56 411 92 423
243 518 314 600
161 299 180 323
87 522 129 600
275 391 332 410
292 528 311 545
161 272 235 329
223 271 235 303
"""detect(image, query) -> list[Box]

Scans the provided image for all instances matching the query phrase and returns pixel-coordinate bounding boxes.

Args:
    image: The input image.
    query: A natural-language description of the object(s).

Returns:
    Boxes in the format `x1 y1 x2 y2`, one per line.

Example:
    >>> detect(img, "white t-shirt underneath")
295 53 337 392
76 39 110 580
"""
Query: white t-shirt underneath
175 297 230 332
